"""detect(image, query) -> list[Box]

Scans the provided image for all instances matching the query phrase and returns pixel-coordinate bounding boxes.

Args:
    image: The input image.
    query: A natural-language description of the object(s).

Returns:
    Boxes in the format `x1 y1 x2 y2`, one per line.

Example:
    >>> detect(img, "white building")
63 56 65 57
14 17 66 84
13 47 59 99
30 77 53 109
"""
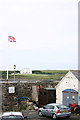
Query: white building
20 68 32 74
55 70 80 106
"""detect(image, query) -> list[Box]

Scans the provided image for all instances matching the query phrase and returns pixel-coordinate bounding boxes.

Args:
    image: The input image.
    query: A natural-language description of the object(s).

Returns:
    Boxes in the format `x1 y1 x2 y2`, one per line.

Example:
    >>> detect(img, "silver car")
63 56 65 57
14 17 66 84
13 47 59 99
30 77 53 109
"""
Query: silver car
38 103 71 119
1 112 26 120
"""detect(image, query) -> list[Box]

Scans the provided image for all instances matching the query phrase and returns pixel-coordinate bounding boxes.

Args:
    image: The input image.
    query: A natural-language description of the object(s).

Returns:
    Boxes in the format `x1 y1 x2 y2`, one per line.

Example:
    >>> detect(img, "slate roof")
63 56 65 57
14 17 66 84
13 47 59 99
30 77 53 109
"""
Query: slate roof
71 70 80 80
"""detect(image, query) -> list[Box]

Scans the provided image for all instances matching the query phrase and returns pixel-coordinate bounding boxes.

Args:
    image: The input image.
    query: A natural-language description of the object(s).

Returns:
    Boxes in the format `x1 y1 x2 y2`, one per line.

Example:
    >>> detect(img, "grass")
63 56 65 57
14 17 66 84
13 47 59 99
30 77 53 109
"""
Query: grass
8 70 68 81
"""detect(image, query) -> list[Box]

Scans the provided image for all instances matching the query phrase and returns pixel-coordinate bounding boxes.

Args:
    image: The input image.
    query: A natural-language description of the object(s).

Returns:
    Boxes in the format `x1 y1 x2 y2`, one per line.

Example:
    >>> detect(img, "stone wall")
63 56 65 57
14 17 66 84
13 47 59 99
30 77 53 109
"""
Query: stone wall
2 81 57 111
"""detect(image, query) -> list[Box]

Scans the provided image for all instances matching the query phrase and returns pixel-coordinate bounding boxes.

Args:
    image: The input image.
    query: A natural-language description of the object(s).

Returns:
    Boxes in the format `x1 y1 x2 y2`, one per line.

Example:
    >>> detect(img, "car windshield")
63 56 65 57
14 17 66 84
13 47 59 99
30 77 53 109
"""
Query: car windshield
57 105 68 109
2 116 23 120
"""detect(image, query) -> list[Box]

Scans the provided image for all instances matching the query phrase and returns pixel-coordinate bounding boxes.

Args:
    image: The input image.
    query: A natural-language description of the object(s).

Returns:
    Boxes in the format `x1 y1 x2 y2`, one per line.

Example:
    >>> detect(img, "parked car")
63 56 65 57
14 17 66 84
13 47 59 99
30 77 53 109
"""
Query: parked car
38 103 71 119
1 112 27 120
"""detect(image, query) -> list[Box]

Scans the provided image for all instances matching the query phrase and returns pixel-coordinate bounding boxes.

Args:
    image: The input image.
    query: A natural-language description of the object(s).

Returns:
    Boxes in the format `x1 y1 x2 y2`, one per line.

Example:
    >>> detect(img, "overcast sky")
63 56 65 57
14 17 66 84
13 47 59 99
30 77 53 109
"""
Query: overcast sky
0 0 79 70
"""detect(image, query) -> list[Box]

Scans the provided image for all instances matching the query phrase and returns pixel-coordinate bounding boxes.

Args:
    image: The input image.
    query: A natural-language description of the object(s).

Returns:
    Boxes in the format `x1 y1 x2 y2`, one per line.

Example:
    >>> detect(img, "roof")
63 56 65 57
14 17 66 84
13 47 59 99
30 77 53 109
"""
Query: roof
71 70 80 80
2 112 23 117
55 70 79 88
45 88 56 90
47 103 61 105
63 89 78 93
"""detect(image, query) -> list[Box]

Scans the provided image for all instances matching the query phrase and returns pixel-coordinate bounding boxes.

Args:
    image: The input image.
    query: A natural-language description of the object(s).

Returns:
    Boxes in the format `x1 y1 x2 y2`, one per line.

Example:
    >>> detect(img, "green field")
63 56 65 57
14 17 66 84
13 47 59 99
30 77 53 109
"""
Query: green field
1 70 68 81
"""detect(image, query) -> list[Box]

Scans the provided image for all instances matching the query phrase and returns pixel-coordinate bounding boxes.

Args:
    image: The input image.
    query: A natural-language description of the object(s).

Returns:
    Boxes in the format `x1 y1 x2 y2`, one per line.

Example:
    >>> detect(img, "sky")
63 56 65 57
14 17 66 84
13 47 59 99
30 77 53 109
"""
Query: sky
0 0 79 70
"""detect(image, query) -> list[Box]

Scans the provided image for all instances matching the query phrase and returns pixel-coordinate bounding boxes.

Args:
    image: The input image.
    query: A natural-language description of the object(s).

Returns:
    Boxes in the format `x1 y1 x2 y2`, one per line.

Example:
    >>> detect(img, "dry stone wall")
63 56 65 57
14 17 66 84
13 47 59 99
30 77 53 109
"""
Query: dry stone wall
2 81 57 111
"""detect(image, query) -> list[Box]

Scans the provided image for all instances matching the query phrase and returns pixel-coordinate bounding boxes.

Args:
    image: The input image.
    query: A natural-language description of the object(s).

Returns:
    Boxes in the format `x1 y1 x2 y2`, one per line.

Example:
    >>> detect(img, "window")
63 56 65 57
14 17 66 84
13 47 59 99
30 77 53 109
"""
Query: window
56 106 59 109
57 105 68 109
2 116 23 120
44 92 47 95
50 105 54 109
44 105 50 109
60 105 68 109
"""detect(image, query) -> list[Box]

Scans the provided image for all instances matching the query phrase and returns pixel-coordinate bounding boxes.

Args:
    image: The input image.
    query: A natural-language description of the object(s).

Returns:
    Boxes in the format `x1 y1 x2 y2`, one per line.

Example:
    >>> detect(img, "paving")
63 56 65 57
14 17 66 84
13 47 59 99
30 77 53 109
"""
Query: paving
23 110 80 120
0 110 80 120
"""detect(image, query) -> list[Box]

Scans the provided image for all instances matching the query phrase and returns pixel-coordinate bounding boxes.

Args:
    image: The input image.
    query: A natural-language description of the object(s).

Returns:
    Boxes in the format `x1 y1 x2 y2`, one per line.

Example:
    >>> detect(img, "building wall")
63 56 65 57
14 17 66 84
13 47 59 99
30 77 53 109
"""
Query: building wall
78 80 80 105
55 71 78 105
20 68 32 74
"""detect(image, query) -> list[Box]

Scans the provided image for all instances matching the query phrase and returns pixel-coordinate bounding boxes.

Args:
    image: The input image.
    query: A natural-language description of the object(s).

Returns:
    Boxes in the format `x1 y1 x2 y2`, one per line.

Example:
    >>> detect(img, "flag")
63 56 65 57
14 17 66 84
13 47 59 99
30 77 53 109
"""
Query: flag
8 36 16 42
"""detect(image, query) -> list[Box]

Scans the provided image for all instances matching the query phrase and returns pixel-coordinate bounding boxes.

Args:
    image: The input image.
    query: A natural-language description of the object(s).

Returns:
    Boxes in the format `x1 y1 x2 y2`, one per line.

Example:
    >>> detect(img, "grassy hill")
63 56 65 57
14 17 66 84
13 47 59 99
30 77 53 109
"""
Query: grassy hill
1 70 68 81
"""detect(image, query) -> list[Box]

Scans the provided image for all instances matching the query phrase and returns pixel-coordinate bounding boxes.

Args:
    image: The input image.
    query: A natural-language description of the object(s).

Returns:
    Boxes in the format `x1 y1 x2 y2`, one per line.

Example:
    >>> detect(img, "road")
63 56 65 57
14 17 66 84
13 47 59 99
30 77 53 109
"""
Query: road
0 111 80 120
0 79 59 83
23 111 80 120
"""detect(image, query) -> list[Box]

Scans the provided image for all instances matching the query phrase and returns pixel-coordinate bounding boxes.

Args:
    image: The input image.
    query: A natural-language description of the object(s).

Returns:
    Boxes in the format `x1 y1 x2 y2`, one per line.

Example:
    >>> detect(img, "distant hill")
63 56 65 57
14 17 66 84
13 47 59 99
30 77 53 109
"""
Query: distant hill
32 70 68 74
1 70 68 81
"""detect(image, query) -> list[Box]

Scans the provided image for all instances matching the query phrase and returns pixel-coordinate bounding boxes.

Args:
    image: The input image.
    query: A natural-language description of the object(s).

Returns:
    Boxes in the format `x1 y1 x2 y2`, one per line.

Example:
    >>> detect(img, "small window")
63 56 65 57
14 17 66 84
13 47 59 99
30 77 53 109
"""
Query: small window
50 105 54 109
44 105 50 109
60 105 68 109
44 92 47 95
2 116 23 119
57 105 68 109
56 106 60 109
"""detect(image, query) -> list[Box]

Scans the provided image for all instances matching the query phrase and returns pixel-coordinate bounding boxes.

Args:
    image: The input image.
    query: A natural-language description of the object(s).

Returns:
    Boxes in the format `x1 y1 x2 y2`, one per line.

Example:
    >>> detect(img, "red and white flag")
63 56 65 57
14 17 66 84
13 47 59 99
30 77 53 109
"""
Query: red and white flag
8 36 16 42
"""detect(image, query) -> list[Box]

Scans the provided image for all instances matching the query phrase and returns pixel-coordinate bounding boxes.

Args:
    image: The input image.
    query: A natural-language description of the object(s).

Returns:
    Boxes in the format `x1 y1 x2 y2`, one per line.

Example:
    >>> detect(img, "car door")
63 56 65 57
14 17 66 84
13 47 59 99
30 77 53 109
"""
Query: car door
48 105 55 117
42 105 50 116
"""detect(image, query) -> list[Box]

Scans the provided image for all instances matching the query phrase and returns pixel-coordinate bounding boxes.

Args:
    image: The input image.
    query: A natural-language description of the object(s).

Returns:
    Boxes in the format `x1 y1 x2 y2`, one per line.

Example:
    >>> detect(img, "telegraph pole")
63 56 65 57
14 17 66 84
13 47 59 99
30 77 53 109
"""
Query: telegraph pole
14 65 16 81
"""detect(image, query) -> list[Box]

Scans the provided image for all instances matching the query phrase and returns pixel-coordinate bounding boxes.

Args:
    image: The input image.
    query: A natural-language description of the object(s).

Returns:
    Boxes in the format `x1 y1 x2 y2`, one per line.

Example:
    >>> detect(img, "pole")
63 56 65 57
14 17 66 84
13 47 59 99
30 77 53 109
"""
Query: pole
11 93 13 111
14 69 15 81
7 69 8 83
14 65 16 81
7 37 9 83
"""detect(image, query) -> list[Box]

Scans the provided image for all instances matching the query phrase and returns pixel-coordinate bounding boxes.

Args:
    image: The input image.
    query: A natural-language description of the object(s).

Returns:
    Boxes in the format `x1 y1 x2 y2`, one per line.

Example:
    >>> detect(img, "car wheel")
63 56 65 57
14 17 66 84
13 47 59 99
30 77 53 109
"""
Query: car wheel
38 111 43 116
52 114 57 119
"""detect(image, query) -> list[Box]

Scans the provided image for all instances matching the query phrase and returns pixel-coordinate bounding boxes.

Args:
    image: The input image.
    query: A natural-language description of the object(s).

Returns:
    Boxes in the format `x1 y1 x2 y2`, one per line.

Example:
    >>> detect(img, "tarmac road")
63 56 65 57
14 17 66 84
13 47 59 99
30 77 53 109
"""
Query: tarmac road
0 111 80 120
23 111 80 120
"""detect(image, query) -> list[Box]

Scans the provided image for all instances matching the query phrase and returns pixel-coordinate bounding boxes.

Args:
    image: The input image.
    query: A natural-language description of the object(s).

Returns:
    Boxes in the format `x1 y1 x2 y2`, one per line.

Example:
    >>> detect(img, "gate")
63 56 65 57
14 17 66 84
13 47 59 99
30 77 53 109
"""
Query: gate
63 89 78 106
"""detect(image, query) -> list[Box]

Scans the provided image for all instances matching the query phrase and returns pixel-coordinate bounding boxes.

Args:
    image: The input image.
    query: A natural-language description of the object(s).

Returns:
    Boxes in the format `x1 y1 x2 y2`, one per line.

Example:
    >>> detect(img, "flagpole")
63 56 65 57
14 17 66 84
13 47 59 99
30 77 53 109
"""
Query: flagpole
7 38 9 83
14 65 16 81
8 36 16 82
